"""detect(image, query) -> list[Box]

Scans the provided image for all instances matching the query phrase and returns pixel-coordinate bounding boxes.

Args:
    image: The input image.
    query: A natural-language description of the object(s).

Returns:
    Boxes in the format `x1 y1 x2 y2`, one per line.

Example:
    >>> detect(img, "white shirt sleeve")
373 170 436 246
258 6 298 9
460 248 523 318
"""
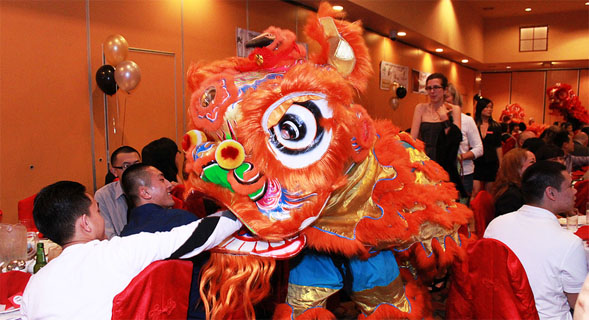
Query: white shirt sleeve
562 237 588 293
464 115 483 159
108 213 242 275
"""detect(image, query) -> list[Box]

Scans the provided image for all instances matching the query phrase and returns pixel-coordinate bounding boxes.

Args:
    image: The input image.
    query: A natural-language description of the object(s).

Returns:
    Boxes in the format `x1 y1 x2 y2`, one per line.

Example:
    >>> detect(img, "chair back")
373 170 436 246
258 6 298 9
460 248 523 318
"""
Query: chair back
446 238 538 320
471 190 495 238
112 260 193 320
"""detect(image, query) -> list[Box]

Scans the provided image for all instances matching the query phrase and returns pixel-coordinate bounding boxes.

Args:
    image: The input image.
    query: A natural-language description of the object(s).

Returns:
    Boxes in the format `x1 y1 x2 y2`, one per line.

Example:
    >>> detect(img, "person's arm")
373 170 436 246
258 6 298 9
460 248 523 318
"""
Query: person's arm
563 238 588 312
569 292 580 311
113 210 242 273
496 146 503 164
574 275 589 320
460 117 483 161
570 155 589 168
411 104 423 141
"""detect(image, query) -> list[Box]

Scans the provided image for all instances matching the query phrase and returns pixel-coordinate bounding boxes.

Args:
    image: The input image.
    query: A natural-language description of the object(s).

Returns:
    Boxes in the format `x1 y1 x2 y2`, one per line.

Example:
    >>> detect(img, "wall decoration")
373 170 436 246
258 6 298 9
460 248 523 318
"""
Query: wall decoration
412 69 430 94
379 61 408 90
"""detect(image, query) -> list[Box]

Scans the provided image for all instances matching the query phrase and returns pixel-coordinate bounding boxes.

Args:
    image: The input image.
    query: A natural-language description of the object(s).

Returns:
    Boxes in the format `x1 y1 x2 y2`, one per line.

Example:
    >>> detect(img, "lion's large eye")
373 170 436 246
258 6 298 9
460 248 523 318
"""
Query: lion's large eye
200 86 216 108
265 93 332 169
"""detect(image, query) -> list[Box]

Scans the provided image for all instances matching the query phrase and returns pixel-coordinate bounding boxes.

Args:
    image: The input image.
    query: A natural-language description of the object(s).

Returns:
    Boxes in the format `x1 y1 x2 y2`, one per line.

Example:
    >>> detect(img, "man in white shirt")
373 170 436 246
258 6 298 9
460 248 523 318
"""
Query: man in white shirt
21 180 241 319
95 146 141 238
485 161 587 319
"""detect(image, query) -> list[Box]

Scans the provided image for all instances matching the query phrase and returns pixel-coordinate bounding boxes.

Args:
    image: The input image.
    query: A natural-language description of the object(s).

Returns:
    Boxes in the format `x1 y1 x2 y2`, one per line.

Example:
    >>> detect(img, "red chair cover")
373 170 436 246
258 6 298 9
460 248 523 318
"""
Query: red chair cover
502 136 517 155
575 225 589 241
471 190 495 239
0 271 31 309
446 238 538 320
574 180 588 214
112 260 193 320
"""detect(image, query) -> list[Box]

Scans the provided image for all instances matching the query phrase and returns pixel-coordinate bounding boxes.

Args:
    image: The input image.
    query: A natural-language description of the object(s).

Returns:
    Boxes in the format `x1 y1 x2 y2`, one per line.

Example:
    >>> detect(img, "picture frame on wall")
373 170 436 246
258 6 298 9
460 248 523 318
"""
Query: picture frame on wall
379 61 409 90
412 69 430 94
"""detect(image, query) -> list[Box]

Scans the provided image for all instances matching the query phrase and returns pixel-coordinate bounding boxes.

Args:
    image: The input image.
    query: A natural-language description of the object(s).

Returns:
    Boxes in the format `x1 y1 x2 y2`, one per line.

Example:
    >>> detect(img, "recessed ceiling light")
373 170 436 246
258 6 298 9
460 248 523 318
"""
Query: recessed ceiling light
506 66 512 69
397 31 407 37
435 48 444 53
524 7 532 12
332 5 343 11
461 59 469 63
585 1 588 5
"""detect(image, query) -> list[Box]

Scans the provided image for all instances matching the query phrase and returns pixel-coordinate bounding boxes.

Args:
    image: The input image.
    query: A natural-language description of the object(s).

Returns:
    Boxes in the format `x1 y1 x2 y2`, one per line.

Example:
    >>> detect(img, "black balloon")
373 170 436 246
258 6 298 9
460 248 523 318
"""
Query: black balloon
396 86 407 99
95 65 117 95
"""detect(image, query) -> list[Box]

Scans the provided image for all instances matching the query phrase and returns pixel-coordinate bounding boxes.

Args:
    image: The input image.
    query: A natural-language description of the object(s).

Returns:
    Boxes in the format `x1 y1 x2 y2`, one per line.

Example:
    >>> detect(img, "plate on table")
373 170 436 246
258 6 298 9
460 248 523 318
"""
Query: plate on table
0 308 21 320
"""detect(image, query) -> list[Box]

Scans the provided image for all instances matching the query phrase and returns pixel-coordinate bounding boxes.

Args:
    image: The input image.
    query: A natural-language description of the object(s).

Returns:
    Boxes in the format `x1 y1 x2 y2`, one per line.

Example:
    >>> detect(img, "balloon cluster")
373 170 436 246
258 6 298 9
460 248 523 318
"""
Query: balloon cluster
95 34 142 95
500 103 526 123
547 83 589 125
388 81 407 110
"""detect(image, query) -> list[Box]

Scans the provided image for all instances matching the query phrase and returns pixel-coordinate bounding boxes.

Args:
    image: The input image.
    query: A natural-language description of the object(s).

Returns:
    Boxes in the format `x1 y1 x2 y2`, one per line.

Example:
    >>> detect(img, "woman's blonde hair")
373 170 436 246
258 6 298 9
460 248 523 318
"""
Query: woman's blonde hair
446 83 463 107
492 148 529 199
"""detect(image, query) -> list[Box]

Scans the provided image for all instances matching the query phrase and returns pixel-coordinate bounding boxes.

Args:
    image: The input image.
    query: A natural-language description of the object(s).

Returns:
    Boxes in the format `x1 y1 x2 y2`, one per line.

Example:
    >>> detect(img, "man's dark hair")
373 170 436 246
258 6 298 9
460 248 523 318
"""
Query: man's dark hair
425 73 448 89
142 138 179 183
110 146 140 166
552 130 570 149
521 161 566 204
121 163 152 207
33 181 91 246
518 122 527 132
522 137 545 154
535 144 564 161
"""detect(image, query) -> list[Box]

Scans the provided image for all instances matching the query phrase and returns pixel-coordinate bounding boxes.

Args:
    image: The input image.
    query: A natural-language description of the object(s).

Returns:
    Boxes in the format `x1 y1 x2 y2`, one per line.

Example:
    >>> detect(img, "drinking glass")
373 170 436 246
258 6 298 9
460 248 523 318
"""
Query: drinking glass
567 209 580 232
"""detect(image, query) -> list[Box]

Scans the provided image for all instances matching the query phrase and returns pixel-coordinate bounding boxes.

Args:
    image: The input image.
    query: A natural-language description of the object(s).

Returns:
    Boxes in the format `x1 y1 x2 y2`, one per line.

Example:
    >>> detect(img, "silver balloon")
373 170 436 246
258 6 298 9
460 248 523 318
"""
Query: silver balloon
114 60 141 92
104 34 129 66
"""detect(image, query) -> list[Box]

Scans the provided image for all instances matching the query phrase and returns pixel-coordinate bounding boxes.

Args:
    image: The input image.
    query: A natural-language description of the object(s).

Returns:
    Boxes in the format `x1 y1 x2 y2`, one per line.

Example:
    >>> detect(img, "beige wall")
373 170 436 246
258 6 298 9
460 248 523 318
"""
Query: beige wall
350 0 485 62
0 0 476 223
481 69 588 124
484 11 589 63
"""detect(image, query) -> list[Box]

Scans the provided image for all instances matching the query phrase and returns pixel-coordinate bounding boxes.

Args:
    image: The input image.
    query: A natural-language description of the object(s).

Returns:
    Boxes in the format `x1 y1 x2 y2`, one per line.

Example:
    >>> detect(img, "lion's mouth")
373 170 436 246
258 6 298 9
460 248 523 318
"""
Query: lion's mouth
213 229 306 259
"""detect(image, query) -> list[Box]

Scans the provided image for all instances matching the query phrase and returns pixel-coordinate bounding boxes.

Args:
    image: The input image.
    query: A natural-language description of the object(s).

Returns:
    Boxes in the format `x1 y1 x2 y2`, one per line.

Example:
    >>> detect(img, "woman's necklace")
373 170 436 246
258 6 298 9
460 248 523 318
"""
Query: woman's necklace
429 103 441 121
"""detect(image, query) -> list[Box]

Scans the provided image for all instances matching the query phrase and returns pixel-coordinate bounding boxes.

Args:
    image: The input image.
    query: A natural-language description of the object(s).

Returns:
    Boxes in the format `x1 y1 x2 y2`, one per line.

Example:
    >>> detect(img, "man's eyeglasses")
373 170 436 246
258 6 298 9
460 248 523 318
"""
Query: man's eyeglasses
425 85 444 91
112 161 140 170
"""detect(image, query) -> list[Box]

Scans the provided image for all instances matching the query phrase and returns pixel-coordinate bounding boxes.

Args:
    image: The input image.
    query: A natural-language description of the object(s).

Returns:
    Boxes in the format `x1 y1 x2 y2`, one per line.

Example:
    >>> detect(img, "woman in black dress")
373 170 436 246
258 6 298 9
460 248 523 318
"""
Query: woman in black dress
473 97 503 197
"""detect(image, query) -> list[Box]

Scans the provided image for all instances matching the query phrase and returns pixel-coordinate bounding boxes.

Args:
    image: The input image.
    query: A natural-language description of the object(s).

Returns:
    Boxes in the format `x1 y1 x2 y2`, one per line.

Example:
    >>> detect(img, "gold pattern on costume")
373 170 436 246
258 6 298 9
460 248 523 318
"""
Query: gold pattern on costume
315 150 396 238
352 276 410 314
407 147 430 163
402 203 426 214
407 223 461 255
286 283 339 318
414 171 436 185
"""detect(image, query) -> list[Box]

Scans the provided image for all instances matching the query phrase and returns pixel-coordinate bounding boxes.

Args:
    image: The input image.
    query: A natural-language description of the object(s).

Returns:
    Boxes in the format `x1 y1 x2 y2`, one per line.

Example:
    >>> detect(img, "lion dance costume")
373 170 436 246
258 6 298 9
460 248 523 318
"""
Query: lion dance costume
182 3 472 319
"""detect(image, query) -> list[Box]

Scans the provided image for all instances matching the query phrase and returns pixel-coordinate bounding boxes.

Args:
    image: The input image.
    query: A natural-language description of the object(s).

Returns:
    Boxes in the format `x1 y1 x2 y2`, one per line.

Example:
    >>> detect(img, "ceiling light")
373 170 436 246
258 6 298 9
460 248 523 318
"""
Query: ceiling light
585 2 588 5
332 5 343 11
461 59 469 63
396 31 407 37
506 66 512 69
524 7 532 12
435 48 443 53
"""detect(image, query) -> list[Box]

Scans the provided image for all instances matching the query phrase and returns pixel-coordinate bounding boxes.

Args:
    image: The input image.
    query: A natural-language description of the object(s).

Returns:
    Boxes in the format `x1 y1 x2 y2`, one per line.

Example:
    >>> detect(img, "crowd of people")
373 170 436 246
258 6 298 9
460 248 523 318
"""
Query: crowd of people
410 72 589 319
18 72 589 319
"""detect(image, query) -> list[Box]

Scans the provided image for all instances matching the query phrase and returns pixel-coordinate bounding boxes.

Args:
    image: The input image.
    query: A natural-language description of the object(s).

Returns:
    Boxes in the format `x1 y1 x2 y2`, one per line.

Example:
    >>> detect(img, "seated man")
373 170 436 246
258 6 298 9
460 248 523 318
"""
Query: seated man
95 146 141 238
21 181 241 319
485 161 587 319
120 163 205 318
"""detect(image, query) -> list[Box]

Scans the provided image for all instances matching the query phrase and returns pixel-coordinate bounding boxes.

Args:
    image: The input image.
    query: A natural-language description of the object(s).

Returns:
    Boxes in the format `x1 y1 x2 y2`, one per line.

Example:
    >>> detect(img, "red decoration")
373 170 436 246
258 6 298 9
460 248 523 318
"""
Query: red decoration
547 83 589 124
500 103 526 123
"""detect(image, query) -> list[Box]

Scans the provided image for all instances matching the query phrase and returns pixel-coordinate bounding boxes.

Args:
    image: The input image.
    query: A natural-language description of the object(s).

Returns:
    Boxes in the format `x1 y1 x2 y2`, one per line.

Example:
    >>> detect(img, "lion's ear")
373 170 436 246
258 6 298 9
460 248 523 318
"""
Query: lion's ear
304 2 372 93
